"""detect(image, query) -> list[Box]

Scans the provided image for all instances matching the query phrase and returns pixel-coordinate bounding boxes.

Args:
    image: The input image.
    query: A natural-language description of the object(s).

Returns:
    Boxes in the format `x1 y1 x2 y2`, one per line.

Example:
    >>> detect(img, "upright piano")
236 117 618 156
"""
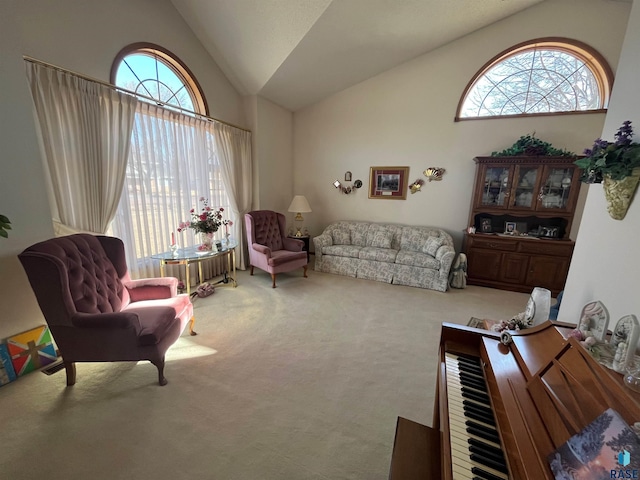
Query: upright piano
389 320 640 479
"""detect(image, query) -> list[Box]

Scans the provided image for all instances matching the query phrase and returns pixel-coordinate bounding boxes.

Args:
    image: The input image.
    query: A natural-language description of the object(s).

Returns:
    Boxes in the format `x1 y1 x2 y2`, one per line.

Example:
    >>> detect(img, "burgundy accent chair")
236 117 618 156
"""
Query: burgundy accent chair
245 210 308 288
18 234 195 386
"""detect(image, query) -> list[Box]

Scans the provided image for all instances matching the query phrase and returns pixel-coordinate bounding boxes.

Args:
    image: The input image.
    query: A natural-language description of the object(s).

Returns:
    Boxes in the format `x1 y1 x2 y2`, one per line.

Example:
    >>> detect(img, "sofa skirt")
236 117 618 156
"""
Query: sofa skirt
317 255 358 277
356 259 394 283
392 264 447 292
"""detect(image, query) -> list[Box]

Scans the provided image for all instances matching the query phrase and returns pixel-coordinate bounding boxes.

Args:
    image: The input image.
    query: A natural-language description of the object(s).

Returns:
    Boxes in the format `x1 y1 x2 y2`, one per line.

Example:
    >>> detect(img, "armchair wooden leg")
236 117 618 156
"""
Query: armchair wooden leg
250 265 254 275
303 265 308 278
271 274 277 288
65 361 76 386
152 357 168 386
189 316 197 336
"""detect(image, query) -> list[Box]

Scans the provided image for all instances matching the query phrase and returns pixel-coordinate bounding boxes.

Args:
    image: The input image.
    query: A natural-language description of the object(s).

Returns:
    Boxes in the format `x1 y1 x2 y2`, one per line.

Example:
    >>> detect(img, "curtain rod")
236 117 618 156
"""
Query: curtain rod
23 55 252 133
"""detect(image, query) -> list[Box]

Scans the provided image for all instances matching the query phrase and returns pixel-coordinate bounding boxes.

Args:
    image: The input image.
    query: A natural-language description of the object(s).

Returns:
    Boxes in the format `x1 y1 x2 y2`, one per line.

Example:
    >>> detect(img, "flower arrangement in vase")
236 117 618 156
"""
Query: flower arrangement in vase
575 120 640 220
177 197 232 251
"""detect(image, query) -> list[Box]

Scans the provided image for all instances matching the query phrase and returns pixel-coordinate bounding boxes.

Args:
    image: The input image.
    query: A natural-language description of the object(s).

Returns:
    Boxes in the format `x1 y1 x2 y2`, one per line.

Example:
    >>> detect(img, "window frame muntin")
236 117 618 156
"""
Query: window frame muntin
110 42 209 116
455 37 613 122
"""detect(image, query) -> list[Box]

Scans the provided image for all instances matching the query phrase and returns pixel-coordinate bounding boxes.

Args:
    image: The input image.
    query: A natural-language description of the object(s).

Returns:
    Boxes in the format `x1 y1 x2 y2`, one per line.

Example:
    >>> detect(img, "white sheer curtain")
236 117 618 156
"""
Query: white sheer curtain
110 102 246 279
26 61 137 234
214 123 252 269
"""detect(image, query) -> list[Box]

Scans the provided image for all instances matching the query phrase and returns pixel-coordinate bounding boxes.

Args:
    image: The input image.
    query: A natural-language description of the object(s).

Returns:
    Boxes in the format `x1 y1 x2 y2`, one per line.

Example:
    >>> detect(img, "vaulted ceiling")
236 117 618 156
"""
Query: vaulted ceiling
170 0 546 111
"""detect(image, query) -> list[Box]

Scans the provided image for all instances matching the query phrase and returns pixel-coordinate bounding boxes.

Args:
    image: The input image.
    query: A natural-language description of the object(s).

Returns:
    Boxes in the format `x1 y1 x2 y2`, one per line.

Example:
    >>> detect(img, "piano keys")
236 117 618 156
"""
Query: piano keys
445 353 508 480
389 320 640 480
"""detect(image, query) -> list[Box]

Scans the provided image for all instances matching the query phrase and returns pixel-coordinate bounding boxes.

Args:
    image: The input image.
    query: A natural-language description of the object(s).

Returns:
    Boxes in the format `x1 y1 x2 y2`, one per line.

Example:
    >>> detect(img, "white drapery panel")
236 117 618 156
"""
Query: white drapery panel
214 123 252 270
26 61 137 234
110 102 248 280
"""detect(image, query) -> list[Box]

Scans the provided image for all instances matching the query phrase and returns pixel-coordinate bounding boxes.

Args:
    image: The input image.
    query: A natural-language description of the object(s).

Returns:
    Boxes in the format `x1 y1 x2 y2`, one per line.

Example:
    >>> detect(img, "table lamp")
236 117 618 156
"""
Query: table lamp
288 195 311 237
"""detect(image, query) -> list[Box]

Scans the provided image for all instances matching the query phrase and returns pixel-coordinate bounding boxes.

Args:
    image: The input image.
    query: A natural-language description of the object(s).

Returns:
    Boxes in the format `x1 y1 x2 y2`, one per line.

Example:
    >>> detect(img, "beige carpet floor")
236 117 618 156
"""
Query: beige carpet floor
0 263 531 480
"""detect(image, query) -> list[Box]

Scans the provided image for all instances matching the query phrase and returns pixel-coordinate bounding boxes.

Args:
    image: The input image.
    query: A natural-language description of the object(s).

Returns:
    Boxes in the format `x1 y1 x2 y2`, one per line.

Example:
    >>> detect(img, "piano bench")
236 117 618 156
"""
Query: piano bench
389 416 441 480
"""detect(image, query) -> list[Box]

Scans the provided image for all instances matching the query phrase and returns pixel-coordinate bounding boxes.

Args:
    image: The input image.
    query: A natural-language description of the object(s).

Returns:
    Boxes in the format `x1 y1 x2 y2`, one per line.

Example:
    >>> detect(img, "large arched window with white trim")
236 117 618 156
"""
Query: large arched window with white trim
456 38 613 120
111 43 208 115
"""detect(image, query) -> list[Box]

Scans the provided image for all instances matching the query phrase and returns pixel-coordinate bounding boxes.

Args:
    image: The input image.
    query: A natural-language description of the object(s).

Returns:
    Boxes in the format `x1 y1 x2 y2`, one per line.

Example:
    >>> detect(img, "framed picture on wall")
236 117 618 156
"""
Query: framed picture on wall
368 166 409 200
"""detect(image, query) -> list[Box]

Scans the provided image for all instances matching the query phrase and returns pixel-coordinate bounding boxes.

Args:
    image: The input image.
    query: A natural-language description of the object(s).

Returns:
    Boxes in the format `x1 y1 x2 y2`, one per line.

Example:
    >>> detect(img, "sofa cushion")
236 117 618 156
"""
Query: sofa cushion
359 246 397 263
332 228 351 245
350 223 369 246
422 236 444 257
400 228 434 252
370 229 393 249
323 244 362 258
396 250 440 269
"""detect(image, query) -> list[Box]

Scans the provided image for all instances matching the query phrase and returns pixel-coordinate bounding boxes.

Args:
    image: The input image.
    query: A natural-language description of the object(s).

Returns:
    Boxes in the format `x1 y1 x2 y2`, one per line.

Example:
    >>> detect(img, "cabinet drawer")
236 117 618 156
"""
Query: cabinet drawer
469 238 517 252
518 241 574 257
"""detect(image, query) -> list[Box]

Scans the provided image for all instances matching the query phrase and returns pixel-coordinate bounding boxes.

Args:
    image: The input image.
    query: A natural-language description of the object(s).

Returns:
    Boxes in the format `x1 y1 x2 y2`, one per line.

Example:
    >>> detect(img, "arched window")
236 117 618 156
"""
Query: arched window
111 43 208 115
456 38 613 121
108 44 234 279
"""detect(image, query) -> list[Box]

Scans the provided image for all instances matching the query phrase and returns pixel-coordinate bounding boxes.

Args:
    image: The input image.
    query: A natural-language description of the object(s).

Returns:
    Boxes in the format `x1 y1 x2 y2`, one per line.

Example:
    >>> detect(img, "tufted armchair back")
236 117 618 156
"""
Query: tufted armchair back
244 210 308 288
19 233 195 386
247 210 285 250
19 234 128 326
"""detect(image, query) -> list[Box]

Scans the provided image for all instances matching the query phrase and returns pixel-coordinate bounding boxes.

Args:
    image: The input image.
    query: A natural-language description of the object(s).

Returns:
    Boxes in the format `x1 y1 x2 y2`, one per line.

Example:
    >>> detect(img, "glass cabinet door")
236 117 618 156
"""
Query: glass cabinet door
537 166 575 211
511 166 539 209
480 166 512 208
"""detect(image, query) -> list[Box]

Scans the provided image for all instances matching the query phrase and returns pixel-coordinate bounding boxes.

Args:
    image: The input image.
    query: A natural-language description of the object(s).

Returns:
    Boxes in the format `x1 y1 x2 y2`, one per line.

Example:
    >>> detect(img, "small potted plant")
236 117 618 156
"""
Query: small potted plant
575 120 640 220
0 214 11 238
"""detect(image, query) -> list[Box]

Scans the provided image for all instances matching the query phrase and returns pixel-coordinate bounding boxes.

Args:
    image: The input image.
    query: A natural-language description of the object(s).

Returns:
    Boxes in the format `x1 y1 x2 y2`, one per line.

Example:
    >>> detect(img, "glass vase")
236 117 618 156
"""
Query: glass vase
200 232 214 251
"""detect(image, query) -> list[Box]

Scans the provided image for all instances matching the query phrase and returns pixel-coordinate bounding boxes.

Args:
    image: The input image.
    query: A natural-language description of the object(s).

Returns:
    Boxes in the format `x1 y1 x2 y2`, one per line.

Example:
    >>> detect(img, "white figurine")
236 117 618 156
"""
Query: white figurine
578 301 609 342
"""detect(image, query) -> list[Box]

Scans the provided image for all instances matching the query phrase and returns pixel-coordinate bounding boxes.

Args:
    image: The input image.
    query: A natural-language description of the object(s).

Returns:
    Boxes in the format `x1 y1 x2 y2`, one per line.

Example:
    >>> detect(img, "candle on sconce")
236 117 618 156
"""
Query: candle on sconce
171 232 175 246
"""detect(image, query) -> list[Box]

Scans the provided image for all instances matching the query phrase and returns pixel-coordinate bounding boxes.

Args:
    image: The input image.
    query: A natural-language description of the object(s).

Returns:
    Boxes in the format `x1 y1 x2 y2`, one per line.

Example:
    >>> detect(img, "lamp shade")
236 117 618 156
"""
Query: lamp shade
288 195 312 213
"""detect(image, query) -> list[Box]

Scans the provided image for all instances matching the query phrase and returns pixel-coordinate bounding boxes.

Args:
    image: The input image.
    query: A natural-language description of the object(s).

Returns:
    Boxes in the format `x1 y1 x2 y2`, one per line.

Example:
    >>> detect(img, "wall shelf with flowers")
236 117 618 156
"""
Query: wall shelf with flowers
177 197 232 251
575 120 640 220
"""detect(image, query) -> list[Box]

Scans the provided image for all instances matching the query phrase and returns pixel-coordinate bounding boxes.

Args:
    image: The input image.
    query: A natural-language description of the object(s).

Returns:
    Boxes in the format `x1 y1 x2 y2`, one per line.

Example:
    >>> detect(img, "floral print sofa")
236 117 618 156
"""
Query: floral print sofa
313 221 455 292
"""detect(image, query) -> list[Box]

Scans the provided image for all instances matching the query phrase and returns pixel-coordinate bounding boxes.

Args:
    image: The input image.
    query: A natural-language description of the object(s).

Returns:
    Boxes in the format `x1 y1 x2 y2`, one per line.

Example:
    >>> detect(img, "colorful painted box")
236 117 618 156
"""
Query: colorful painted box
0 343 17 386
7 325 58 376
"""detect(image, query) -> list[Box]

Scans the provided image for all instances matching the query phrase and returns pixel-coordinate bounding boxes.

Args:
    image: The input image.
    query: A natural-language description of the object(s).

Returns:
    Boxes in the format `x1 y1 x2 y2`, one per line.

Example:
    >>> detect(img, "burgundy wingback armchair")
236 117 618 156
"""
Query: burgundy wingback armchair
18 234 195 386
245 210 308 288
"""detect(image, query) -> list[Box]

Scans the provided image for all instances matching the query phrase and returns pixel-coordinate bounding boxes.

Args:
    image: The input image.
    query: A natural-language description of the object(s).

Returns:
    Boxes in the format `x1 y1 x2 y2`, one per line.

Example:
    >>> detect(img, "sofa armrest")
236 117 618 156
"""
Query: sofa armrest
71 312 142 332
252 243 272 258
312 234 333 265
435 245 456 279
124 277 177 300
283 237 304 251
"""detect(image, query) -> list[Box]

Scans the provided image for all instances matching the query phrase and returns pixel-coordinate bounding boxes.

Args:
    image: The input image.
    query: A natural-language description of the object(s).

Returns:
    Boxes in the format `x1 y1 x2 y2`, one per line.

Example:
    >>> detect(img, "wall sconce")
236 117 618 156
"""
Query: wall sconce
423 167 446 181
333 176 363 194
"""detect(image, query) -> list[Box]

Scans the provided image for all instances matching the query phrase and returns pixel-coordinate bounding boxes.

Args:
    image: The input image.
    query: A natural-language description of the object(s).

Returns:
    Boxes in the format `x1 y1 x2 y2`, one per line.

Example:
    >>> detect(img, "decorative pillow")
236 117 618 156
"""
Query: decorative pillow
332 229 351 245
371 229 393 249
422 236 444 257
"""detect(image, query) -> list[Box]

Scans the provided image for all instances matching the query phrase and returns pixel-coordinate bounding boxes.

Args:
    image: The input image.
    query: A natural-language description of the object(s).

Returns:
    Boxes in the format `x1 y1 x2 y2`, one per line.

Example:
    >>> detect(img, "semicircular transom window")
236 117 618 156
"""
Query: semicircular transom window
111 44 207 115
457 39 612 120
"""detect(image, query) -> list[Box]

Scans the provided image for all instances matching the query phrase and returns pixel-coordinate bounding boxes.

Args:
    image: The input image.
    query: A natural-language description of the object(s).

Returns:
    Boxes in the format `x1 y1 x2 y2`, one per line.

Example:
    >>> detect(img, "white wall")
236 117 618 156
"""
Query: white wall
293 0 631 250
254 97 294 213
0 2 55 340
0 0 245 340
560 0 640 331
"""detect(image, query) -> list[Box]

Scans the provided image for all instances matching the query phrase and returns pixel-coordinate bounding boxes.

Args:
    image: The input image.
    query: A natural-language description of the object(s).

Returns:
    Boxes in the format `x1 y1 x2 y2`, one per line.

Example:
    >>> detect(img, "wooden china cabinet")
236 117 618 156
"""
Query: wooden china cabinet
463 156 582 296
